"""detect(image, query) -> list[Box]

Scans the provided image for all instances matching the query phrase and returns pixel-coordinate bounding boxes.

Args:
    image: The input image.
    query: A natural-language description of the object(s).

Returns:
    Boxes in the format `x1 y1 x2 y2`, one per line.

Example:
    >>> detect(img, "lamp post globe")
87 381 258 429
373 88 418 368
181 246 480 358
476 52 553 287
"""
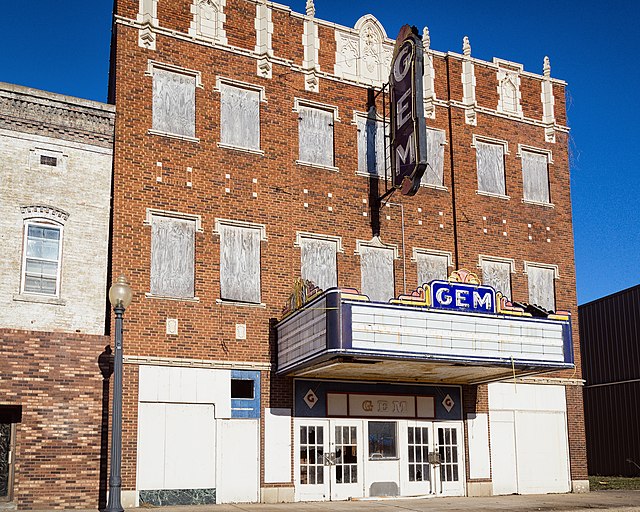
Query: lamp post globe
106 275 132 512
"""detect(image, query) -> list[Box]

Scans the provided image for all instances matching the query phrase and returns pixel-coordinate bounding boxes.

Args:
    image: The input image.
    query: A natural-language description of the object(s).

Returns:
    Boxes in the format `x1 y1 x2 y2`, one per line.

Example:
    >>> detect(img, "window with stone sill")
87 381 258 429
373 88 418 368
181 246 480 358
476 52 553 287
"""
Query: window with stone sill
297 233 341 292
476 140 506 196
216 220 266 304
152 68 197 139
21 221 63 297
415 251 450 286
219 82 261 151
149 214 197 299
358 241 396 303
298 105 335 168
481 258 513 301
421 128 446 188
357 115 388 177
526 263 557 312
521 150 551 204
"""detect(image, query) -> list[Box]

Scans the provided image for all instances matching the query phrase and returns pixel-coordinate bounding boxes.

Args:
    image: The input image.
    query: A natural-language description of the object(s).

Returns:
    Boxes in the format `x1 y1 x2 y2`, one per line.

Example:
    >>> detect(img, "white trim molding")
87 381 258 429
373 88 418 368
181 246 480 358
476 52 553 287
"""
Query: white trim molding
523 260 560 279
295 231 344 253
213 218 267 241
214 76 267 102
517 144 553 164
146 60 204 88
144 208 204 232
471 134 510 154
412 248 453 266
293 97 340 121
355 236 399 259
478 254 516 273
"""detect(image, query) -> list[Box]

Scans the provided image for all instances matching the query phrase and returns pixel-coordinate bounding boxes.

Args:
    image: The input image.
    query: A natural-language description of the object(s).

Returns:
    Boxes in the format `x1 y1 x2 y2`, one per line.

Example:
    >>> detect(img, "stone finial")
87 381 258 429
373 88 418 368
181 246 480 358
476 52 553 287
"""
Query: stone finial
422 26 431 50
462 36 471 57
306 0 315 17
543 56 551 78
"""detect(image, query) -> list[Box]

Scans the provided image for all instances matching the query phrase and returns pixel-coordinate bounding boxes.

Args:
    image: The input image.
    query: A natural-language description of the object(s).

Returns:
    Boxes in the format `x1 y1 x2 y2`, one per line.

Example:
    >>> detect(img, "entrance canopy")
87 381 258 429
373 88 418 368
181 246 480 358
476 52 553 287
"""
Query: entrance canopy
276 286 573 385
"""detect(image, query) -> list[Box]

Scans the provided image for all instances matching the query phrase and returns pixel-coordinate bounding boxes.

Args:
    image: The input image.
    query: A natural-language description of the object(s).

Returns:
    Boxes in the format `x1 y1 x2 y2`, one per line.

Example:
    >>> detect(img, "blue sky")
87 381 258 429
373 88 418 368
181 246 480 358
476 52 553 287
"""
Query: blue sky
1 0 637 305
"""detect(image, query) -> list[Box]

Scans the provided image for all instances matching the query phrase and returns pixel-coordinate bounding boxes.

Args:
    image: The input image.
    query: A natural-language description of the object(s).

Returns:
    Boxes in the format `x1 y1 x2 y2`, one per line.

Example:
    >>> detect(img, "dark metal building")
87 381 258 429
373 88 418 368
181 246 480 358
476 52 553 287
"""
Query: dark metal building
579 284 640 476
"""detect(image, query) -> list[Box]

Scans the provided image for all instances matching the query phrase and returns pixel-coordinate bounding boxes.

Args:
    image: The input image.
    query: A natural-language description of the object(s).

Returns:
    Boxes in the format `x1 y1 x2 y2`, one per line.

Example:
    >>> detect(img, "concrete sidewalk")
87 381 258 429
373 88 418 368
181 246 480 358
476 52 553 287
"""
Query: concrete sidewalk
127 491 640 512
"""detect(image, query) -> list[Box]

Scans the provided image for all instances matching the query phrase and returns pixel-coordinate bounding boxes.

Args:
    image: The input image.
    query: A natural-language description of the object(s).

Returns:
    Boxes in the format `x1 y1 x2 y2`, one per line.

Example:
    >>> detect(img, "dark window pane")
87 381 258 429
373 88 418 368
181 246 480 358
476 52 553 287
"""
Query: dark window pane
309 466 316 485
368 421 397 459
317 426 323 443
301 426 307 444
301 465 308 484
231 379 254 399
309 426 315 444
317 466 324 484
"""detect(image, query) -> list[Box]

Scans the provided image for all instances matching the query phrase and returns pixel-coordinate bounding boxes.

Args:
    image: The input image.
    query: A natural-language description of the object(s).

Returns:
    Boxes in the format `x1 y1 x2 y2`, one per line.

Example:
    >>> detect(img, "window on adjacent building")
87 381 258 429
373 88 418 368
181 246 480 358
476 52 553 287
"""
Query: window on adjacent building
480 258 513 300
219 82 261 151
522 150 550 204
22 222 62 296
357 115 387 177
476 140 506 196
415 251 449 286
298 105 334 167
217 220 266 304
152 68 196 138
526 263 556 311
421 128 446 187
149 214 196 299
358 242 395 302
297 233 341 291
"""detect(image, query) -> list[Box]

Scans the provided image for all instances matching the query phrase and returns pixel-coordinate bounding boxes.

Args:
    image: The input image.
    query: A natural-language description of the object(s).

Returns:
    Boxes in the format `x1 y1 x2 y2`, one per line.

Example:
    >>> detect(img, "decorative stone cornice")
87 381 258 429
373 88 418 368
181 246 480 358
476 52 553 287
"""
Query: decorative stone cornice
20 205 70 224
0 82 115 149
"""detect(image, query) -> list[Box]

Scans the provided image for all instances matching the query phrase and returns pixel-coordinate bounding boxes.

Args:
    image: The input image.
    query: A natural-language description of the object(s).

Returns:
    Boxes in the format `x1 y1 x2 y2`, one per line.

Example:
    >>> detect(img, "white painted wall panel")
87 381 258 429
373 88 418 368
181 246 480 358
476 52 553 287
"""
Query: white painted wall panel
467 413 490 479
137 402 167 489
216 419 260 503
264 408 292 483
489 383 570 496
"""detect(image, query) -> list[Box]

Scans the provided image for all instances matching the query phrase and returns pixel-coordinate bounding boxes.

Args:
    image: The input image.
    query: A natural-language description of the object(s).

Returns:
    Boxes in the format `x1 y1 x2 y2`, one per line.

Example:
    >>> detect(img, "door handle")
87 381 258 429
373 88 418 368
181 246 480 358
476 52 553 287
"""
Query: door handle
324 452 336 466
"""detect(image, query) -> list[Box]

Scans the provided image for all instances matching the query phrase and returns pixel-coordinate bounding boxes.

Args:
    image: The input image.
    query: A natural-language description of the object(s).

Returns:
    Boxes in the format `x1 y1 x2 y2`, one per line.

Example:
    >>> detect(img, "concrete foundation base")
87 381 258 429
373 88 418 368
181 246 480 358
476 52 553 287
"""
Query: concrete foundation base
572 479 590 493
121 490 139 508
261 487 295 503
467 481 493 497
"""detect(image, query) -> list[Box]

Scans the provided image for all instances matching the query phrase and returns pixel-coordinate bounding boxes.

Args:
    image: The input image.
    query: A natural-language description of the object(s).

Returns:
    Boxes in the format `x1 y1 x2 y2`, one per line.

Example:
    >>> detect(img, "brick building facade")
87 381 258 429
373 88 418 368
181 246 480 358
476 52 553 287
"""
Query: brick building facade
0 83 115 508
108 0 587 506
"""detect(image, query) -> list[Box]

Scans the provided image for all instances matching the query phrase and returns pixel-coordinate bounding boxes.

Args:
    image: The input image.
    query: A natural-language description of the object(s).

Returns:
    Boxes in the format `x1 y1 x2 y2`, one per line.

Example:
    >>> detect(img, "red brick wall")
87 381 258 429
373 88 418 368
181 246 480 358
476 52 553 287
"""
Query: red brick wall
0 329 109 510
110 0 585 488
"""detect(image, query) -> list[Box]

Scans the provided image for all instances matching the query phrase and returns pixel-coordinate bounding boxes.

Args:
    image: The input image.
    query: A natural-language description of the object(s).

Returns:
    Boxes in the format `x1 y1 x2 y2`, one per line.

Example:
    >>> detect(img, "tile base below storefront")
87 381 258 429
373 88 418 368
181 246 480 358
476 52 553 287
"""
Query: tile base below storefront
139 488 216 506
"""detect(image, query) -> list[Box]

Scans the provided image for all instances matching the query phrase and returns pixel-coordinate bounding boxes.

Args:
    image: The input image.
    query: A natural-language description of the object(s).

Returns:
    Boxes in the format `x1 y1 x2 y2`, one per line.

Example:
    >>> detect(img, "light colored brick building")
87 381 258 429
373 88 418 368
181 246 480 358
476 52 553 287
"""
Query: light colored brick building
0 83 115 509
108 0 587 506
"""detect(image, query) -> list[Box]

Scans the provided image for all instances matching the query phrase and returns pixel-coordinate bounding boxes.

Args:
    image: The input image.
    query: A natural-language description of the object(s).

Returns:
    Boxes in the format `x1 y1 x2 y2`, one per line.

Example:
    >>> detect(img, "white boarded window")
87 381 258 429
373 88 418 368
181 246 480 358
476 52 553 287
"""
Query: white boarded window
416 252 449 286
357 116 387 177
481 259 512 300
220 83 260 151
359 243 395 302
298 106 334 167
152 68 196 138
476 141 506 195
522 150 550 204
421 128 445 187
217 221 265 304
22 222 63 296
298 234 340 291
526 264 556 311
150 216 196 298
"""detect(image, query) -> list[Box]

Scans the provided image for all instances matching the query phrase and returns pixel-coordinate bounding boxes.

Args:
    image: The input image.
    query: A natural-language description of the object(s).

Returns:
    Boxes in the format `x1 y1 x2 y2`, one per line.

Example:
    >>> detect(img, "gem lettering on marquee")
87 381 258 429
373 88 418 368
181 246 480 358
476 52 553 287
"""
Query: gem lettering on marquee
377 401 388 412
474 291 492 310
455 289 469 307
362 400 374 412
433 284 494 312
395 88 412 130
392 401 407 414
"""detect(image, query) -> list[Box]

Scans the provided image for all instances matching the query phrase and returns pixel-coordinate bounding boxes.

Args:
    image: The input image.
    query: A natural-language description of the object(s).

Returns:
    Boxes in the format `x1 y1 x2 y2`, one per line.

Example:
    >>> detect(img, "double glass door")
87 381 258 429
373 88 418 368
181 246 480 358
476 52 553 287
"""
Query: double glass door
295 419 464 501
296 419 364 501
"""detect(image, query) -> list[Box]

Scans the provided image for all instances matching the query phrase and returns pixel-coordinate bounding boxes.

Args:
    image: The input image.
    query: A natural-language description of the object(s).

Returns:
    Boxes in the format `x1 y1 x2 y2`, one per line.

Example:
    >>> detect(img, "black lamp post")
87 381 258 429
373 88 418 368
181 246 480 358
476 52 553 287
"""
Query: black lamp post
106 275 133 512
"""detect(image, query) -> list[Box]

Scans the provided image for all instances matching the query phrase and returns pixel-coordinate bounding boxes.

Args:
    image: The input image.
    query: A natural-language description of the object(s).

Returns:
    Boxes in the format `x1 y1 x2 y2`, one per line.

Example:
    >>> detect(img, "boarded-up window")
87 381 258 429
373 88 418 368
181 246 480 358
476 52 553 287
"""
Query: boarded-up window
150 216 195 298
360 246 394 302
527 265 555 311
476 141 505 195
422 129 445 187
219 224 261 303
522 151 550 204
220 83 260 150
416 253 448 286
481 260 512 300
300 237 338 291
152 69 196 138
299 106 334 167
357 116 387 177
